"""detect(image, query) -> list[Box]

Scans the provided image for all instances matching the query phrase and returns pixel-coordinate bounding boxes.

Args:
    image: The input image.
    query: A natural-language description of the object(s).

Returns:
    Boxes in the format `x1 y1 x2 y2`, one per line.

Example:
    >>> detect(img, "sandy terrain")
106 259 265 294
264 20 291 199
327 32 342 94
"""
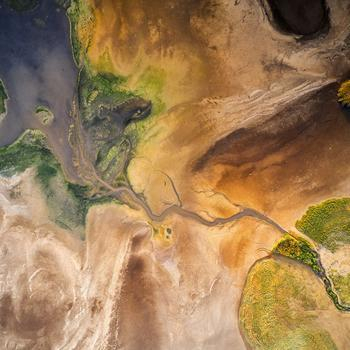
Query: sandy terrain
0 171 282 349
2 0 350 348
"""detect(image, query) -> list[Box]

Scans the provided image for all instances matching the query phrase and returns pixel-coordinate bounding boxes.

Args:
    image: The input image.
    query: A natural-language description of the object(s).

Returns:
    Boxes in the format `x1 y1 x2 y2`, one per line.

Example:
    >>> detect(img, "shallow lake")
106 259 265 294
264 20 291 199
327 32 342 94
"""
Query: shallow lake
0 0 79 180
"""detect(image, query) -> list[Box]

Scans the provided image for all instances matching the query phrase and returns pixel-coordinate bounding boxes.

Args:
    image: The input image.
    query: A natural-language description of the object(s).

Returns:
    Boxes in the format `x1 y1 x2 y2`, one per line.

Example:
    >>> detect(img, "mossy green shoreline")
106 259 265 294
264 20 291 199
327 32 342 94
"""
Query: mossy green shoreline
273 234 321 274
273 233 350 311
0 129 117 238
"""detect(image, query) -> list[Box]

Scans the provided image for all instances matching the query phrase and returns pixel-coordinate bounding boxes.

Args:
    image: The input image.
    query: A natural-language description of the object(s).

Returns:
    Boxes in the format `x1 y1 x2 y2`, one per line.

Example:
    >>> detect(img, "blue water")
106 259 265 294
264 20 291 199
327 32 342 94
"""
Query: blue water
0 0 78 179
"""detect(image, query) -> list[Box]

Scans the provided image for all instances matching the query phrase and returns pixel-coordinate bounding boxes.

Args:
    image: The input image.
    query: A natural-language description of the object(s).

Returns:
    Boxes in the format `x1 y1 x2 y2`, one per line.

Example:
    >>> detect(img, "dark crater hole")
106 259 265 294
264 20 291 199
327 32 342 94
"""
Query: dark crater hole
266 0 330 37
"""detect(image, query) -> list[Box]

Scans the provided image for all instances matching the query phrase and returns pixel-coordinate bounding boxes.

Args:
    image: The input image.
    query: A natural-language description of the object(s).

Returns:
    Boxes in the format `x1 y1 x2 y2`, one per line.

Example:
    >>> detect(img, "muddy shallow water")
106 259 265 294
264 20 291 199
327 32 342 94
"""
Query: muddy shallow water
0 0 78 179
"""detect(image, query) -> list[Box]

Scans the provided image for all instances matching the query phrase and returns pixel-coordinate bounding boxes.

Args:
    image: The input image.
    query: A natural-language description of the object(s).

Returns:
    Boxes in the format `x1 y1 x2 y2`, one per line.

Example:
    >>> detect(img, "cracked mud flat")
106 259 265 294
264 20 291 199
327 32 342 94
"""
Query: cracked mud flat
1 0 350 349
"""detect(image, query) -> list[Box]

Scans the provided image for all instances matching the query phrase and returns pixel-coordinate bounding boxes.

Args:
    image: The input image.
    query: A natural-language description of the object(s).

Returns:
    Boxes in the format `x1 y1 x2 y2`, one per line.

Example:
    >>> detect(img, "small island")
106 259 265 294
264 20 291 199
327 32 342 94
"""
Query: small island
34 105 54 126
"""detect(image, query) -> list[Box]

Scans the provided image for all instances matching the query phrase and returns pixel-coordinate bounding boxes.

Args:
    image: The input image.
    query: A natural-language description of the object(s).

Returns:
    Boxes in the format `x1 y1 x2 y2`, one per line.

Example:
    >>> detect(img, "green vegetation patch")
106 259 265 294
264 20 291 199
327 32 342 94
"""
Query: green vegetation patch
273 233 350 311
239 258 337 350
97 144 120 173
5 0 39 12
95 48 115 74
77 66 149 185
78 68 135 124
95 138 130 185
67 0 94 65
36 163 113 236
134 66 166 117
67 0 162 190
329 272 350 306
0 80 8 116
296 198 350 251
0 129 49 176
273 234 321 274
0 130 116 237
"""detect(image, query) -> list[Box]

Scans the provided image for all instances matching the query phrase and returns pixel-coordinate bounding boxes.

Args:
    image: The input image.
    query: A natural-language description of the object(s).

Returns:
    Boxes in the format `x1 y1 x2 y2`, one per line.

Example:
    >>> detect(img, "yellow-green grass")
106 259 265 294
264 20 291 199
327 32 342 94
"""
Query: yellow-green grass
273 233 350 311
67 0 94 65
338 80 350 107
239 258 337 350
296 198 350 251
134 66 166 117
273 233 321 274
68 1 166 121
